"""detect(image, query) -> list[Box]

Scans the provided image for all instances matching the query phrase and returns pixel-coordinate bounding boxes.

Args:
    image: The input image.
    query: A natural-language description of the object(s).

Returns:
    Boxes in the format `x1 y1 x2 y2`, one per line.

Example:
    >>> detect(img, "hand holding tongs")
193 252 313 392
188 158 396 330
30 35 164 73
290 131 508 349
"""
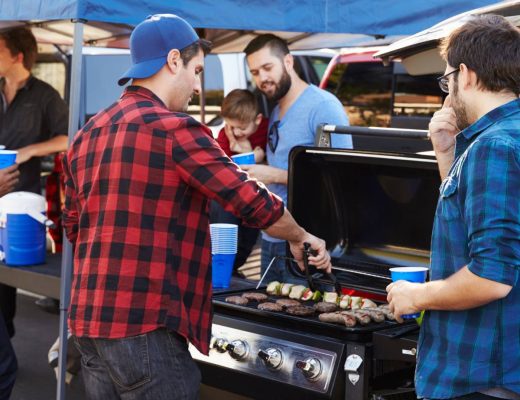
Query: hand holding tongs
302 242 342 296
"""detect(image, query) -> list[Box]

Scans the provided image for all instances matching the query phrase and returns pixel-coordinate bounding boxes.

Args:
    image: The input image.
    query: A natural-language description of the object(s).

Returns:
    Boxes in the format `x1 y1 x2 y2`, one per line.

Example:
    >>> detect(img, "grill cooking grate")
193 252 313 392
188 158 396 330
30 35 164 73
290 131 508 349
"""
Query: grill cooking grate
213 290 406 334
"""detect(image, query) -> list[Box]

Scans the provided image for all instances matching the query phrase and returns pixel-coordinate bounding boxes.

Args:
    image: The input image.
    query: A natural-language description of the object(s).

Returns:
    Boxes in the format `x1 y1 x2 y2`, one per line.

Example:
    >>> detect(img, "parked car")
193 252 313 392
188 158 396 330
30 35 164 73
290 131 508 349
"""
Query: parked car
320 47 444 130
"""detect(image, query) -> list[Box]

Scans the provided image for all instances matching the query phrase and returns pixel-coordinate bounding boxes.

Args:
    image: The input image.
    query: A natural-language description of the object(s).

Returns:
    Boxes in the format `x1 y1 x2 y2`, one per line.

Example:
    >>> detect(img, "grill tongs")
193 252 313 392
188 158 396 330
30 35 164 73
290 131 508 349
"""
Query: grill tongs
303 242 342 296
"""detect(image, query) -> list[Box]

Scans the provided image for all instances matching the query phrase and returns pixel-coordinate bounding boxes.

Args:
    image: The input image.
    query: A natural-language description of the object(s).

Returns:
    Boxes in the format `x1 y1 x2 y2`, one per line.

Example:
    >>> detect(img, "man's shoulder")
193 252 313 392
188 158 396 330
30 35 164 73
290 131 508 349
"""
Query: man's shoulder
304 84 341 104
28 76 60 95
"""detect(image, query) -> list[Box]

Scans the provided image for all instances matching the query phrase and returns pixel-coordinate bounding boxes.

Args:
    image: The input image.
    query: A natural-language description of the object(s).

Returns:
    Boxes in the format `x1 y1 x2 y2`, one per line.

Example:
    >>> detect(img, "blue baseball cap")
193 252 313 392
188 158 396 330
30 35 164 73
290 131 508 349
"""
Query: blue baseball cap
118 14 199 86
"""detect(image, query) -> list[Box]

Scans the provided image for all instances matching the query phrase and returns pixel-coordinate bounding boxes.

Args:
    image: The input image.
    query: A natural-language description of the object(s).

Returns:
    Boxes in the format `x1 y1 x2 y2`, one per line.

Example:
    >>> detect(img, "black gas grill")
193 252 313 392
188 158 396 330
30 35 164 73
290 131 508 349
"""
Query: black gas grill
190 138 441 400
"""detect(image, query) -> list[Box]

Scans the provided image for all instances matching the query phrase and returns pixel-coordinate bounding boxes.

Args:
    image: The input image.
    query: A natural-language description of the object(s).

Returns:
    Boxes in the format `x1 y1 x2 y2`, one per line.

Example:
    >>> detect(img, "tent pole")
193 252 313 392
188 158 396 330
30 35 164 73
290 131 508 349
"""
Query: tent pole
56 19 84 400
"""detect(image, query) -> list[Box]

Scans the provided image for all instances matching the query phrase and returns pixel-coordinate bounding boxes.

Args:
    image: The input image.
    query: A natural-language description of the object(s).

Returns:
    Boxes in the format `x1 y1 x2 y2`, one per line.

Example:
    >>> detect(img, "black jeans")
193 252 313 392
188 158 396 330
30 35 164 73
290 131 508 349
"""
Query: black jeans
74 328 200 400
0 313 17 400
0 284 16 337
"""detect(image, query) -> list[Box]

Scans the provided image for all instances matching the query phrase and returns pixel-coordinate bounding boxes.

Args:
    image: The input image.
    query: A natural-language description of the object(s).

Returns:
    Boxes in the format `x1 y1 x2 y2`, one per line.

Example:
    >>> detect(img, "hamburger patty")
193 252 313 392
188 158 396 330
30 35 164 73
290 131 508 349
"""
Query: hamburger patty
225 296 249 306
242 292 269 302
285 305 315 317
313 302 338 313
276 298 301 308
257 302 283 312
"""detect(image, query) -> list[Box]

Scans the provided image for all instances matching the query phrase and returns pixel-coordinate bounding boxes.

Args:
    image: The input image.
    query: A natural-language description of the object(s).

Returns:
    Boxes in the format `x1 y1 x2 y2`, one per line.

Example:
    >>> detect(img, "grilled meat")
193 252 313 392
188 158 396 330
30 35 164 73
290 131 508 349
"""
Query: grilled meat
340 310 371 325
361 308 385 323
242 292 268 302
377 304 395 320
319 312 357 327
313 302 338 313
225 296 249 306
276 298 301 308
285 305 315 317
257 302 284 312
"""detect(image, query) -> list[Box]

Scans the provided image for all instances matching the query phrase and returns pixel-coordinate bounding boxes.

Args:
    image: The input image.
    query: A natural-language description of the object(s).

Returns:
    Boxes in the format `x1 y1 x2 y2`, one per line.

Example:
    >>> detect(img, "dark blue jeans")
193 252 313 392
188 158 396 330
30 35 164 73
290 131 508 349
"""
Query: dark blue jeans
74 328 200 400
0 313 16 400
260 240 304 284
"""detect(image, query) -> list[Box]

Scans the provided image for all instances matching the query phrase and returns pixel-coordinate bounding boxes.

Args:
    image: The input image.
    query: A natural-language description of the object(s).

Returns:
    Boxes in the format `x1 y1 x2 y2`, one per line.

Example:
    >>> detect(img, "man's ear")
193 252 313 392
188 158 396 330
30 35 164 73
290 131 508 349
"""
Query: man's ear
459 63 477 90
166 49 182 74
283 53 293 72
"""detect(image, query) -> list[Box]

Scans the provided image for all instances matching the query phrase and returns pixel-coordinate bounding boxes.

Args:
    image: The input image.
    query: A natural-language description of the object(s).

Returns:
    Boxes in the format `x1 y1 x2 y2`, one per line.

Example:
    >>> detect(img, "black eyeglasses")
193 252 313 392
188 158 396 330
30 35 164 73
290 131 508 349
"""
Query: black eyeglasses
268 121 280 153
437 69 459 93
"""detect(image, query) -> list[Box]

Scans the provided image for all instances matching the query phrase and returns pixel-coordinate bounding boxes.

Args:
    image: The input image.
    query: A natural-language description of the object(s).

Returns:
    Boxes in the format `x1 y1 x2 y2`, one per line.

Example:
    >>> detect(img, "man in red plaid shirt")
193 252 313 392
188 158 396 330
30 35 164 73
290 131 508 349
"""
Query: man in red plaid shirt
62 14 331 400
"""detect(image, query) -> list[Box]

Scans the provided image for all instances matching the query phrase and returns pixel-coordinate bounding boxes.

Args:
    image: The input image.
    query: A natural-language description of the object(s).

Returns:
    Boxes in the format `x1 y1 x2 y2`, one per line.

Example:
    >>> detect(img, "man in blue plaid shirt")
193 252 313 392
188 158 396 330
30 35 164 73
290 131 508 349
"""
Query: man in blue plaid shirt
387 15 520 400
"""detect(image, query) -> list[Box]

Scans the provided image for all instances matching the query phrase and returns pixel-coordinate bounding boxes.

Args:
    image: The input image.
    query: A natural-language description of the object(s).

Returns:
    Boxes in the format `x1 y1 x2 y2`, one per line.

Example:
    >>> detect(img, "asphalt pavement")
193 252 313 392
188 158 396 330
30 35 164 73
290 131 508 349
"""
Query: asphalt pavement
10 292 86 400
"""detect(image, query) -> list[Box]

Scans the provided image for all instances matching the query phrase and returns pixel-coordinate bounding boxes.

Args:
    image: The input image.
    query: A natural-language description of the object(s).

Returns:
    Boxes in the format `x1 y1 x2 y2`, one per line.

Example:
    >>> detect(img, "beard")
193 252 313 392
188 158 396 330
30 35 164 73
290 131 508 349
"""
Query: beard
262 68 292 102
451 78 470 130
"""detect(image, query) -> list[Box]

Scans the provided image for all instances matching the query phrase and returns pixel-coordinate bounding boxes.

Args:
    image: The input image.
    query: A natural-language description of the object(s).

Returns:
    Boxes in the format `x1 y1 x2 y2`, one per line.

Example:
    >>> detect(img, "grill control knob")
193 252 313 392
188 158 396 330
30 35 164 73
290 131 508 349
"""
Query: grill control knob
296 358 322 380
212 338 229 353
227 340 249 360
258 348 283 369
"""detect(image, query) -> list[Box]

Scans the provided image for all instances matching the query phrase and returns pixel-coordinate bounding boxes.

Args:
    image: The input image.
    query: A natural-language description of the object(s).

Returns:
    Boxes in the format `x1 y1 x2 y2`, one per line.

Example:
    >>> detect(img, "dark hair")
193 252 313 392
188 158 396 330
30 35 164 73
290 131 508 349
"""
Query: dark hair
180 39 212 65
221 89 259 122
0 27 38 70
243 34 289 60
440 14 520 95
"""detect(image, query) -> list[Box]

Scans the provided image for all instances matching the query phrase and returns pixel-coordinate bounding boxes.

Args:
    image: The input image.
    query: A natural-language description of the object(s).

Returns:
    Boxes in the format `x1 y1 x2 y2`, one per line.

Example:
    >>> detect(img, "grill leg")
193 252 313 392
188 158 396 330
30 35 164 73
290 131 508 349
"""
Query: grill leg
344 343 370 400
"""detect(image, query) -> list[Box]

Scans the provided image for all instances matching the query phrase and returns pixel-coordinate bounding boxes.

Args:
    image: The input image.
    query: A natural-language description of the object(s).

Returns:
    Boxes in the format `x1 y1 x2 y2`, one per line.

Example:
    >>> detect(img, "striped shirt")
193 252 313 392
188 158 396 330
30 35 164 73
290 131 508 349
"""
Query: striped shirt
417 98 520 398
62 86 284 354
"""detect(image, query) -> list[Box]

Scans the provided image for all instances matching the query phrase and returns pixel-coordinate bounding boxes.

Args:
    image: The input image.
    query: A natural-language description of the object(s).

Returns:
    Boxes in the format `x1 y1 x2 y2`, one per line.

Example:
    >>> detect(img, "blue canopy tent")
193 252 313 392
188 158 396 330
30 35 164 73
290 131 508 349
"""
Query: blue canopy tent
0 1 498 399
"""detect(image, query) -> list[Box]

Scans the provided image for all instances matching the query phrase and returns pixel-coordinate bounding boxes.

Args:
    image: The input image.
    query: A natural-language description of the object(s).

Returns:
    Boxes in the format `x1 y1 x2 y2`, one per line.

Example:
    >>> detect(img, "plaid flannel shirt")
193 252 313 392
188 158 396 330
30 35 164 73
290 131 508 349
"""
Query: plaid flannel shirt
62 86 284 354
417 99 520 398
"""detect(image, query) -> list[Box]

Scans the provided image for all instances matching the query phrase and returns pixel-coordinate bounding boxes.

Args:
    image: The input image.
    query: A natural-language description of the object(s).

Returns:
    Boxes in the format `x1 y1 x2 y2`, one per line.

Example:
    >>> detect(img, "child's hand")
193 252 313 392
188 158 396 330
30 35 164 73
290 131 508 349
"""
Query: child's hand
230 139 253 154
253 147 265 163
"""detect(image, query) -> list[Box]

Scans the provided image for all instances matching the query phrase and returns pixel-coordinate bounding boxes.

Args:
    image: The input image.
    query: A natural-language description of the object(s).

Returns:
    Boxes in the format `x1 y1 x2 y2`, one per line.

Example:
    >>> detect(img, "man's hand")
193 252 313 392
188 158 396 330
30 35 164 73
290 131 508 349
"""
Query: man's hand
429 95 459 155
288 233 331 274
241 164 286 185
0 164 20 196
15 146 35 164
386 280 425 323
429 96 459 179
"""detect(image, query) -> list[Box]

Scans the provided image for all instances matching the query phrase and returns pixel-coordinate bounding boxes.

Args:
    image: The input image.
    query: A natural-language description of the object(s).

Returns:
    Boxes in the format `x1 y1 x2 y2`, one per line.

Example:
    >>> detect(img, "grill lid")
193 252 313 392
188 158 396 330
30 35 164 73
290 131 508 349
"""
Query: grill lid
287 147 441 293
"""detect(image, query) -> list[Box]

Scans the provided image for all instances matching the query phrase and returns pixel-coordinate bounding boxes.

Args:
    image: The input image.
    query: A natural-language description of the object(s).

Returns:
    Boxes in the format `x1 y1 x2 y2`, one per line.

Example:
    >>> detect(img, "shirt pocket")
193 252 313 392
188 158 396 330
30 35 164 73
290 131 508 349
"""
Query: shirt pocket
438 175 461 221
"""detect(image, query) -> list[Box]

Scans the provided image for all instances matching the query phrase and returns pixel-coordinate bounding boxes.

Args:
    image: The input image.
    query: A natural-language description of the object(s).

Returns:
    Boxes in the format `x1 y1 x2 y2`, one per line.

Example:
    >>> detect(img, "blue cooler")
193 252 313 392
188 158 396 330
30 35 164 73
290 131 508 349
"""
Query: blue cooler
0 192 50 266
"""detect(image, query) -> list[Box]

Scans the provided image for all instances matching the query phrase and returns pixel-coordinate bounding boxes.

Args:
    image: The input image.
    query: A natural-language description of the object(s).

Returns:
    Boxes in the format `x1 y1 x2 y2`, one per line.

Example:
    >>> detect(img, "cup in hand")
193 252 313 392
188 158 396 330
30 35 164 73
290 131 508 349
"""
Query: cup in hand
0 150 17 169
231 152 255 165
389 266 428 319
210 223 238 288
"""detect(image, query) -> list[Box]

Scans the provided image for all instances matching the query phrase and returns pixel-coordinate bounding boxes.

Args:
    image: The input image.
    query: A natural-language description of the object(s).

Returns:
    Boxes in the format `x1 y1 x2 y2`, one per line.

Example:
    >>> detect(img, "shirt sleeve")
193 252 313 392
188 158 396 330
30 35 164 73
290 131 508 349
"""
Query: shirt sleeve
464 137 520 286
172 119 284 229
61 151 79 244
216 127 233 157
43 87 69 139
309 98 352 149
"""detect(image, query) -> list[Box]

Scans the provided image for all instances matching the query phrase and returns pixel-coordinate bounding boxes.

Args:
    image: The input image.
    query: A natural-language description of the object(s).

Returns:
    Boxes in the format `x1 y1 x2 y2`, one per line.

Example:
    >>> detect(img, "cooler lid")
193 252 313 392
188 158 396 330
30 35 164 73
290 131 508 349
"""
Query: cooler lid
287 147 441 293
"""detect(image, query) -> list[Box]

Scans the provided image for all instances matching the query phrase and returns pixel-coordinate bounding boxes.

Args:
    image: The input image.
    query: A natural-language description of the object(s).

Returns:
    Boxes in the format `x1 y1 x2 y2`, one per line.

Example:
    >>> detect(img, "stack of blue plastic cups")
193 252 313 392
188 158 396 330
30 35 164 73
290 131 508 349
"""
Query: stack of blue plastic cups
210 223 238 288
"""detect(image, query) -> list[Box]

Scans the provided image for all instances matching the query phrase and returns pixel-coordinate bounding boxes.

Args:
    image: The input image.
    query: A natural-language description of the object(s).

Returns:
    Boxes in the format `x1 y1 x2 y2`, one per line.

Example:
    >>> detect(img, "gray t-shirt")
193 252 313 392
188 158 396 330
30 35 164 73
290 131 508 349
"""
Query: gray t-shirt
262 84 351 242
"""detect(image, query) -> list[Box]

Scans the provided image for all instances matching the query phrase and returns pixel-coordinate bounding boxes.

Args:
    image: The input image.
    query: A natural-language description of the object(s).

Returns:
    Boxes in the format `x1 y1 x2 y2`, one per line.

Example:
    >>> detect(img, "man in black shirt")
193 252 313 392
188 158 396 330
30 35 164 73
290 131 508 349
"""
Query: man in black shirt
0 27 68 337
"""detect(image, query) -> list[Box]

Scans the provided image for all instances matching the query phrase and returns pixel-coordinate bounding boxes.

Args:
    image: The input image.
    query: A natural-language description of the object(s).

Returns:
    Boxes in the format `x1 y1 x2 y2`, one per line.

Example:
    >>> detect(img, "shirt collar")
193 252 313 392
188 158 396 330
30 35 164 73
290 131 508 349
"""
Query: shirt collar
460 98 520 141
122 85 168 109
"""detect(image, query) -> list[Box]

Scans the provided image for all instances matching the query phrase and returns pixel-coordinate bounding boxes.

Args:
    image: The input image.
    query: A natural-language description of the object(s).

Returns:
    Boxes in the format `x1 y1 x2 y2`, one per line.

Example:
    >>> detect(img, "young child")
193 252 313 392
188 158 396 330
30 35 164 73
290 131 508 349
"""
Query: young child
217 89 268 163
211 89 268 272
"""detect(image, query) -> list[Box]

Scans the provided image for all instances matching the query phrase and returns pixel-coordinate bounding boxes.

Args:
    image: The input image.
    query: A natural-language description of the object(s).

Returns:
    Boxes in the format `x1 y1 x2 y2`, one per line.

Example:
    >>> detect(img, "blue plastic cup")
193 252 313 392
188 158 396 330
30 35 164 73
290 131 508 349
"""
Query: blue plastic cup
389 267 428 319
212 253 236 288
0 150 17 169
210 223 238 254
231 152 255 165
